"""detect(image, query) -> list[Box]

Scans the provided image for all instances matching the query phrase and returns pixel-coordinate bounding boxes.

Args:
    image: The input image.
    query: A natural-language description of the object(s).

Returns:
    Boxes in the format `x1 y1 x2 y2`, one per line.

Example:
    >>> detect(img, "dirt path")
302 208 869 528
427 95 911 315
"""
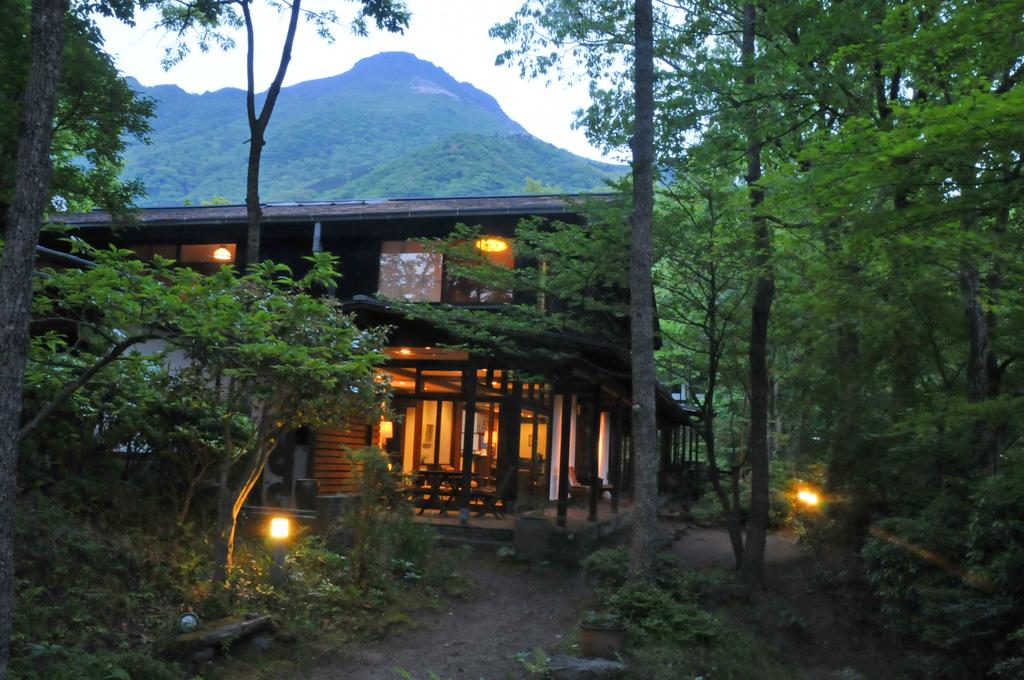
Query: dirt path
668 524 804 571
308 551 588 680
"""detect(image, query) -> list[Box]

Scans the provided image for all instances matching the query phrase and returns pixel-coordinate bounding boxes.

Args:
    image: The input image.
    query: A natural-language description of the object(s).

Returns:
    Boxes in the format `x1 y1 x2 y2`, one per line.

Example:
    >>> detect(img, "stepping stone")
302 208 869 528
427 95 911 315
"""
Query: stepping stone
549 654 627 679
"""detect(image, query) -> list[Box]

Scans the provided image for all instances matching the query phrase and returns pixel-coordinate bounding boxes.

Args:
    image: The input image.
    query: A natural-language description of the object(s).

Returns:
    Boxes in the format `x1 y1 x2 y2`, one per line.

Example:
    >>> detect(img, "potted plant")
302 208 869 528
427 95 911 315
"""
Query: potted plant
579 610 626 659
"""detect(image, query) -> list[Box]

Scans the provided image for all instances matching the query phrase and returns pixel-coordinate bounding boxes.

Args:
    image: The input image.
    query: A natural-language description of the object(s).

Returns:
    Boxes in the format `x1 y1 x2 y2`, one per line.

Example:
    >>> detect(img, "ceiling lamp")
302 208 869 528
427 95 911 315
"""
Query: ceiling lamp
212 245 233 261
475 237 509 253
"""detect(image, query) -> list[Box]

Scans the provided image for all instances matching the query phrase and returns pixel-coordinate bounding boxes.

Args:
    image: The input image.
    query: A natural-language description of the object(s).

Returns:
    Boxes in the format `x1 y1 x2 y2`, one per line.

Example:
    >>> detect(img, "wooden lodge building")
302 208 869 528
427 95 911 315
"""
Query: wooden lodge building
47 195 699 529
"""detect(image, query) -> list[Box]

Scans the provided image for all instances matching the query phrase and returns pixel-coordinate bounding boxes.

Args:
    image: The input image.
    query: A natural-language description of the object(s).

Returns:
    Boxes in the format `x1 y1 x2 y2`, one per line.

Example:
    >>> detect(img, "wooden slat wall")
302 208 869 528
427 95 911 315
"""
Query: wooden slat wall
313 423 370 494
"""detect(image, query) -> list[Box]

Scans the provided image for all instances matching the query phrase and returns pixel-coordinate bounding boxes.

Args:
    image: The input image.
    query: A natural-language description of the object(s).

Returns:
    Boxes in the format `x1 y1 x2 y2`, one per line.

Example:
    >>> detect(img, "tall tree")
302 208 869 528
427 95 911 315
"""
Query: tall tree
159 0 410 265
656 174 751 567
627 0 659 580
0 0 71 672
737 1 772 587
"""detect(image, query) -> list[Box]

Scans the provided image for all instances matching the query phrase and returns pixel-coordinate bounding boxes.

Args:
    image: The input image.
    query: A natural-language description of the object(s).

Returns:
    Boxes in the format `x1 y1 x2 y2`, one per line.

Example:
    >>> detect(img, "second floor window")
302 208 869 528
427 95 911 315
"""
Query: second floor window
378 241 443 302
130 243 236 275
378 238 513 304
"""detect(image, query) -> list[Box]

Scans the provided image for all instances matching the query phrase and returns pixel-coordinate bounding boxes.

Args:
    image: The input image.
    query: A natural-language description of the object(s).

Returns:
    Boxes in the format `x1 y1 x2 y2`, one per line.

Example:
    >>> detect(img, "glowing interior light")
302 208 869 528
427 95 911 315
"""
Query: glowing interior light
475 237 509 253
399 348 412 355
269 517 290 539
379 419 394 440
797 490 820 506
212 246 233 261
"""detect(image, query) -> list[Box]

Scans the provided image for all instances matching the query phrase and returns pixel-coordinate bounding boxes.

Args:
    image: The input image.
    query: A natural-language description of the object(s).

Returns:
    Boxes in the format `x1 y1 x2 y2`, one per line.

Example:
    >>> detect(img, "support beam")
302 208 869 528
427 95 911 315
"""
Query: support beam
459 362 477 525
588 390 601 521
556 393 573 528
609 406 623 514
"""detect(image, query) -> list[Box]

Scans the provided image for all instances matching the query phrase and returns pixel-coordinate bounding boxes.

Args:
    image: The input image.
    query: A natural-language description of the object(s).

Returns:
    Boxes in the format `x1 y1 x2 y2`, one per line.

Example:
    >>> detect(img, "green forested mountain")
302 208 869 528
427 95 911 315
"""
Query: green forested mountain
123 51 622 206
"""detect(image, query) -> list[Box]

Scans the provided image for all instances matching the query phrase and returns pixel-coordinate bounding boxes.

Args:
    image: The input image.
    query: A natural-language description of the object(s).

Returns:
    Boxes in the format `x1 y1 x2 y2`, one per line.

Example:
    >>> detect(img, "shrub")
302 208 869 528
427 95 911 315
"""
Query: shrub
606 581 720 645
862 457 1024 678
342 447 436 587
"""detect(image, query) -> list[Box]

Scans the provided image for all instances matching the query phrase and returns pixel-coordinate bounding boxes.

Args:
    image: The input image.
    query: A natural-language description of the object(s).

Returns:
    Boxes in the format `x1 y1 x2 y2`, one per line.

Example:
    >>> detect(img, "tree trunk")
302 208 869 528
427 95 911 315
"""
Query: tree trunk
627 0 659 582
0 0 69 671
244 128 265 267
703 391 743 567
959 255 995 472
739 1 774 588
240 0 302 267
212 420 236 585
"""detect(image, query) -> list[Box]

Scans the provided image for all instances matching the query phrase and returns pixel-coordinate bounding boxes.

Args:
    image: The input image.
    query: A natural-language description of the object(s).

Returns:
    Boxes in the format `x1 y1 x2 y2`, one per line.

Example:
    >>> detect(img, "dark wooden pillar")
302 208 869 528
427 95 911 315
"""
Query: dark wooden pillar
609 405 623 514
459 362 477 525
556 394 573 528
622 432 630 501
660 426 672 477
588 390 601 521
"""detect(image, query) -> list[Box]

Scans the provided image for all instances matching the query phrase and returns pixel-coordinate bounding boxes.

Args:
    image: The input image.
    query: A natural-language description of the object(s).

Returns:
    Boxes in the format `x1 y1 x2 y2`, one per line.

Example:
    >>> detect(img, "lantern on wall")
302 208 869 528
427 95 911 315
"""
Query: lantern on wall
475 237 509 253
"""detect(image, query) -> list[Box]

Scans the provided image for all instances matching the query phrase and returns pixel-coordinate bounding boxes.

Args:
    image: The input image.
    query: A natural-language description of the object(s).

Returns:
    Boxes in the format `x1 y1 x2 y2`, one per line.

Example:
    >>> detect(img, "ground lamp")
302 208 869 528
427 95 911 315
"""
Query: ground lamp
269 516 290 586
796 489 820 507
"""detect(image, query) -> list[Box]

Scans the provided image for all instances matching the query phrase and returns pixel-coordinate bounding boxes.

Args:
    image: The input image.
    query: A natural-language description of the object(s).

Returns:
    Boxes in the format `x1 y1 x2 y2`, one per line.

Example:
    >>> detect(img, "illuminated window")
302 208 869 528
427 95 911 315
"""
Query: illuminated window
378 241 442 302
378 238 513 304
129 243 236 274
181 244 235 264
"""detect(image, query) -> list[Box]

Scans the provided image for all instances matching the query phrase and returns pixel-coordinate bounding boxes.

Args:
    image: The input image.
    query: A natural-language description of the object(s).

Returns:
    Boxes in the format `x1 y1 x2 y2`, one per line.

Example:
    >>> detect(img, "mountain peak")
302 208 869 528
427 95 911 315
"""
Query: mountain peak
121 52 621 206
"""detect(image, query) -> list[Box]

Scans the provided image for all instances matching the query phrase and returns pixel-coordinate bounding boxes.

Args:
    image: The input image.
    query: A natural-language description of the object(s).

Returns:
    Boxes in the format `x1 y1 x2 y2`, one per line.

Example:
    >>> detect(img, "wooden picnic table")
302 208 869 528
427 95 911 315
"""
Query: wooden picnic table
411 469 467 516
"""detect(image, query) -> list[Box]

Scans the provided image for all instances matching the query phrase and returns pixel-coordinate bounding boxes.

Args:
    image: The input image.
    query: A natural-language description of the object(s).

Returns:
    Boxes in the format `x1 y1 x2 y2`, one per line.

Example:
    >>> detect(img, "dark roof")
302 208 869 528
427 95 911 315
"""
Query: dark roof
54 194 612 228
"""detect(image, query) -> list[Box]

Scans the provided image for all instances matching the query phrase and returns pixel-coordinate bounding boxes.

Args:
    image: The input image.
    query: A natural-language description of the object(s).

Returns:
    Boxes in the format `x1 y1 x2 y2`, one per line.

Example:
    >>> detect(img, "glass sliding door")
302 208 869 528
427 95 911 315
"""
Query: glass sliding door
399 399 461 473
516 407 550 509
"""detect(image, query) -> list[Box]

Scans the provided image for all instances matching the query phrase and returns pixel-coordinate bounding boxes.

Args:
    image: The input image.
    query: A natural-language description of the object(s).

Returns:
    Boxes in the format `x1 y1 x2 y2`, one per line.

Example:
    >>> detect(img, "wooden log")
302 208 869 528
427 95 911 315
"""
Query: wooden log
169 614 275 657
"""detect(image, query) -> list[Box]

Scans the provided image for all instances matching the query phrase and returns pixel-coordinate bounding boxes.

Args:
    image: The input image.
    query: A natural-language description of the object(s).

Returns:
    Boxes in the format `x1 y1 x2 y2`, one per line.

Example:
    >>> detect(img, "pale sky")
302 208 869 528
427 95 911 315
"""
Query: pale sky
96 0 620 163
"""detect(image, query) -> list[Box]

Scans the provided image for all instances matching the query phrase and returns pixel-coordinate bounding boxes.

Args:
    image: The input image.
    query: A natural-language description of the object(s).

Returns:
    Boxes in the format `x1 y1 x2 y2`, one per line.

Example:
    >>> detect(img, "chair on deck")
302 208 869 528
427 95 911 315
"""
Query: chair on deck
568 467 613 506
567 466 589 506
471 467 517 519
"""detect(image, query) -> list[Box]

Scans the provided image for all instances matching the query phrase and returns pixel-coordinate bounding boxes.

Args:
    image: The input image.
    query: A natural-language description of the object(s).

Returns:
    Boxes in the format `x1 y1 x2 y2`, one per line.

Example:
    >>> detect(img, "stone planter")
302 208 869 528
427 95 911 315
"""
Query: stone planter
578 622 626 660
514 515 552 562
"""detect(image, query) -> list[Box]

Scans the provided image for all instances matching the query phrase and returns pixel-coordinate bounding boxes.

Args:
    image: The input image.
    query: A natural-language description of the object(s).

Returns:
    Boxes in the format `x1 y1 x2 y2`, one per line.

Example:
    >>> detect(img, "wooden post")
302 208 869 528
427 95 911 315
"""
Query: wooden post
660 427 672 481
622 432 630 501
609 405 623 514
556 394 573 528
459 363 476 525
588 390 601 522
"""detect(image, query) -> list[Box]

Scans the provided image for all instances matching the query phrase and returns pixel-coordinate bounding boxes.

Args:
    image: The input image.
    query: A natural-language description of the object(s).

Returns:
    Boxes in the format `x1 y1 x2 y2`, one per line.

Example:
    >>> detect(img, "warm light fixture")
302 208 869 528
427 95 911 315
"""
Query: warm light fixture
380 419 394 440
796 489 820 506
398 348 412 356
212 245 233 261
269 517 290 539
475 237 509 253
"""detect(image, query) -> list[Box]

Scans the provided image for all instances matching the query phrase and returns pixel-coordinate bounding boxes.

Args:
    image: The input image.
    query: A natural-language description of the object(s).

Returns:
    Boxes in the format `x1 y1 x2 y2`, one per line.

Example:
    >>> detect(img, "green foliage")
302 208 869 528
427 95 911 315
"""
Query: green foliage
580 548 794 679
582 547 721 644
0 1 151 214
862 455 1024 678
341 447 436 588
10 488 189 679
515 648 551 678
393 193 631 361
